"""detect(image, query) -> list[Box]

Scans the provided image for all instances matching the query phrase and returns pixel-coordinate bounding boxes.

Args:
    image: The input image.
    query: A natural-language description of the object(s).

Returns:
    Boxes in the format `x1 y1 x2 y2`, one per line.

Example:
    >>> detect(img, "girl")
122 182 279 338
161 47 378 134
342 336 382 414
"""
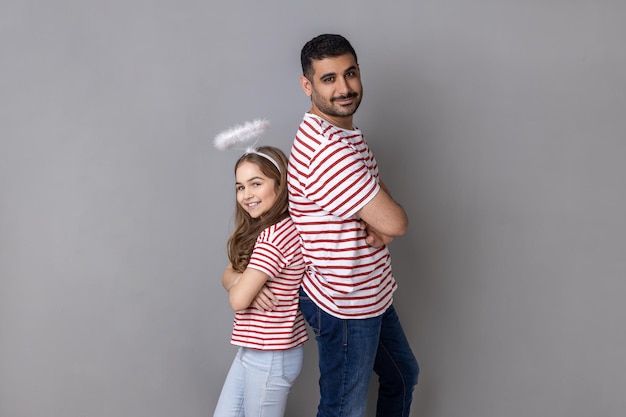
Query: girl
213 146 308 417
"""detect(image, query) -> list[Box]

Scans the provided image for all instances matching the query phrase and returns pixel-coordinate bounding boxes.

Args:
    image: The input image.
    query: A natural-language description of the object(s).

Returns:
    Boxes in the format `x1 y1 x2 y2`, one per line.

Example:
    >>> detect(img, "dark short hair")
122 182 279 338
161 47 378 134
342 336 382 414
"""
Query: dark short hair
300 34 358 80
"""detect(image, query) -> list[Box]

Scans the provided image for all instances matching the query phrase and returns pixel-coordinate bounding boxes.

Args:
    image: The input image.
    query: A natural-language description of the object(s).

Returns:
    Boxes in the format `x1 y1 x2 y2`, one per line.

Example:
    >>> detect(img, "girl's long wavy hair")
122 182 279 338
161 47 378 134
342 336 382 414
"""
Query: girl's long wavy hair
227 146 290 272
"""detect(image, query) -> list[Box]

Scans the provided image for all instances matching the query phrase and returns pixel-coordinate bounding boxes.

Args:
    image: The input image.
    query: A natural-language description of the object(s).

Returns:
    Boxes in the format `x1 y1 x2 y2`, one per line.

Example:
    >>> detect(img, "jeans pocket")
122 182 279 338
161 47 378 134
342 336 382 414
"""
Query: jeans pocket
280 346 304 385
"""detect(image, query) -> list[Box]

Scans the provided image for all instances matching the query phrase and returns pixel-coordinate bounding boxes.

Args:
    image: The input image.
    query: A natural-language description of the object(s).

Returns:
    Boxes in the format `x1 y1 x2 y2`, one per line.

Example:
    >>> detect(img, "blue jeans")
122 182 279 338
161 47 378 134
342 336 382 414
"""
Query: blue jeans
300 288 418 417
213 345 304 417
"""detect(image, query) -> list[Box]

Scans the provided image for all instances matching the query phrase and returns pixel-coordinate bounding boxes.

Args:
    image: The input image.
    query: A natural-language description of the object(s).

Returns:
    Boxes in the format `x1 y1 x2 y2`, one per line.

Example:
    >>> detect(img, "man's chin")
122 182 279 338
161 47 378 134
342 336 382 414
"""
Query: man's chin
336 107 358 118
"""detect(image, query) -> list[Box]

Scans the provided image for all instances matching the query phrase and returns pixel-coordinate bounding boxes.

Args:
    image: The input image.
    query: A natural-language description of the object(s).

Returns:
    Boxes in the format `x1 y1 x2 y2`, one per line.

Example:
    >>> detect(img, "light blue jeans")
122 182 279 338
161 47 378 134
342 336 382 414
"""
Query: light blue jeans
300 288 419 417
213 345 304 417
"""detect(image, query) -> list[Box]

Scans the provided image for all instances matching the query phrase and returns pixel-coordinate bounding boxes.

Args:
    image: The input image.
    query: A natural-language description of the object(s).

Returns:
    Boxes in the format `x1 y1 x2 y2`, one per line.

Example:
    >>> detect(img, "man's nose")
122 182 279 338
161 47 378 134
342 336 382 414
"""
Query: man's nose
336 77 350 94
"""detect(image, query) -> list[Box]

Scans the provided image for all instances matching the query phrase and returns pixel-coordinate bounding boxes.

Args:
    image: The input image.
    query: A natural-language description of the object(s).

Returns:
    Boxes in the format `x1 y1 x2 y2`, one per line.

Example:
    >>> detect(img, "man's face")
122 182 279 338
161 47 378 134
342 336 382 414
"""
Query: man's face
301 53 363 128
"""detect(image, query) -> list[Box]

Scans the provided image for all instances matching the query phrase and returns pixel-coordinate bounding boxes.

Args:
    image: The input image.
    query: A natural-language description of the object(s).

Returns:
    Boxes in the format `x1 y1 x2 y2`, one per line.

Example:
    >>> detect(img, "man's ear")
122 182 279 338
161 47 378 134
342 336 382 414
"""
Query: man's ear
300 75 312 97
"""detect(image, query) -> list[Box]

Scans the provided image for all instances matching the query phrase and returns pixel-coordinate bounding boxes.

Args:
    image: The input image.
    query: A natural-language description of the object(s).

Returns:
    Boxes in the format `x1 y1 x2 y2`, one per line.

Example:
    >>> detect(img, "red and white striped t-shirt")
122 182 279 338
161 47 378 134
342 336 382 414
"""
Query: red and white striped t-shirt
287 113 397 319
230 217 308 350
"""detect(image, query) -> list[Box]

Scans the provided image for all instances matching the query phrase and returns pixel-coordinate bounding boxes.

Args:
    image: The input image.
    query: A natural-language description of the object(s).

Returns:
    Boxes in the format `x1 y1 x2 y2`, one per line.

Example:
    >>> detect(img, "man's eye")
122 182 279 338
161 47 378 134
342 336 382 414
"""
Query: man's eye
323 77 334 83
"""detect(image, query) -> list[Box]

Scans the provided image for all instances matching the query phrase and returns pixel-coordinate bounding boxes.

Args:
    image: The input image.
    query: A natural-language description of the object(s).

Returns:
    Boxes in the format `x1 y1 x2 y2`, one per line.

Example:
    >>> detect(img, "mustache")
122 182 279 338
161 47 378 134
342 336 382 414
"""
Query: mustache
331 93 358 102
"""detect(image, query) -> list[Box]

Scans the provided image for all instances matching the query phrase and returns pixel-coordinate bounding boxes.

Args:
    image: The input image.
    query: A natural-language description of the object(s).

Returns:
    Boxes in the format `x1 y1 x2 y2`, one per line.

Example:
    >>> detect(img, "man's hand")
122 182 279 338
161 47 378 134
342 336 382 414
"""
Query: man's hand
249 285 278 311
360 220 394 248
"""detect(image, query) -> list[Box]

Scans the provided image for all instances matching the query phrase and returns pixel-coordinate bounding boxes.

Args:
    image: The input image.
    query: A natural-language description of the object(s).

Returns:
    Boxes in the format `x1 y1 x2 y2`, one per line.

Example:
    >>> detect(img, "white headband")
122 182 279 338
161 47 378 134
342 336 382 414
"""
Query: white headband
245 147 281 173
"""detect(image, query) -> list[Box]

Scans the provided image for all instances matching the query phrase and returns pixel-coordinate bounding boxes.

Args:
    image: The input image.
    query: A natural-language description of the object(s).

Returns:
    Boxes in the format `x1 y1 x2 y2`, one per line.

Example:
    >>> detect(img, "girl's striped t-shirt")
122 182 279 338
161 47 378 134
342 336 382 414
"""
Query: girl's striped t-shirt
230 217 308 350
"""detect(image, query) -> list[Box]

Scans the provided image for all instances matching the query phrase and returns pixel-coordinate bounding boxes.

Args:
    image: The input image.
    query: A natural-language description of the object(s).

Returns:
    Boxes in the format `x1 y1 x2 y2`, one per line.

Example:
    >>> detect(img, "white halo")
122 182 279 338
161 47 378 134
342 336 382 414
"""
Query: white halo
214 119 270 150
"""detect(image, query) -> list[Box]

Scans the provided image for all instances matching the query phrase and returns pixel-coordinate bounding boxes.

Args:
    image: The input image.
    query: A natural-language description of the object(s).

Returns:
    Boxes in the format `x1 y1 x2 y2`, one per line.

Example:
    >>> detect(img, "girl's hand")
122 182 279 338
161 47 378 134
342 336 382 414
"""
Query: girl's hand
250 285 278 311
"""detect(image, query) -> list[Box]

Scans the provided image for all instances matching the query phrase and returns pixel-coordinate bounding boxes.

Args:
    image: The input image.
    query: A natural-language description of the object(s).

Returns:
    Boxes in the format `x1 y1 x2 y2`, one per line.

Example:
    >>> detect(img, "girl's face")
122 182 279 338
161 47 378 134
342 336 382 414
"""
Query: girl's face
235 161 278 219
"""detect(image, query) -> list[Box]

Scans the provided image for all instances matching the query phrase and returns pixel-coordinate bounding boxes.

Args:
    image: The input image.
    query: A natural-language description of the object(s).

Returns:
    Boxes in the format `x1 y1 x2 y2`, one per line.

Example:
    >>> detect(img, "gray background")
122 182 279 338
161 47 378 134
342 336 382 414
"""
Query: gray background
1 1 625 416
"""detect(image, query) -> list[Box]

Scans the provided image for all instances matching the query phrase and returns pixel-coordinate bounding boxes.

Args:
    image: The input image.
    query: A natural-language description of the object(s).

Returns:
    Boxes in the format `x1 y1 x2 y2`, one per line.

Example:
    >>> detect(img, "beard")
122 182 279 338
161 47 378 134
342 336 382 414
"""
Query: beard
311 90 363 119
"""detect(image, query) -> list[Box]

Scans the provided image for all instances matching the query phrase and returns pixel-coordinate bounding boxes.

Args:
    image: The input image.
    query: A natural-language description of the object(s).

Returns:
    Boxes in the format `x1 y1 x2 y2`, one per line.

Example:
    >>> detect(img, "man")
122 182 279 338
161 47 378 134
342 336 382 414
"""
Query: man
287 34 419 417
